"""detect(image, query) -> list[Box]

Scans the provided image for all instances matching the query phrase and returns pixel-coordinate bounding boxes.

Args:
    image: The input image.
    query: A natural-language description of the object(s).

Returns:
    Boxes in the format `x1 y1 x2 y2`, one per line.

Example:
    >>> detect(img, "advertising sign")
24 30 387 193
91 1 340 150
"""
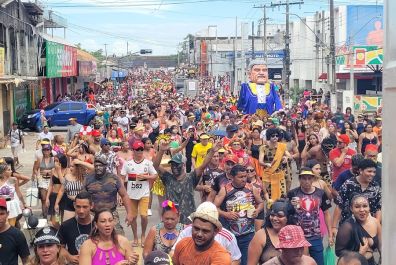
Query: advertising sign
336 46 383 66
0 47 4 76
354 95 382 113
46 41 77 78
79 61 97 77
347 5 383 47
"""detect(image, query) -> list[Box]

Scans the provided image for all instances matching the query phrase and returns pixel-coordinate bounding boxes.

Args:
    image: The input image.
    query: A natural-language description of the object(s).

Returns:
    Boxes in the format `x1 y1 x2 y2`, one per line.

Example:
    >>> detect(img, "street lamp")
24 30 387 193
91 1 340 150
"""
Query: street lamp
208 25 218 77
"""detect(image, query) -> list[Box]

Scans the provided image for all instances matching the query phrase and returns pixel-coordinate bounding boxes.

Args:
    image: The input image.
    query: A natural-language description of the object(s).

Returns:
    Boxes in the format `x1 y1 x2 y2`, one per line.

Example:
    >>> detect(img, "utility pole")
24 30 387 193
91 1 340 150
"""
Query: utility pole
252 21 255 59
127 41 129 55
270 0 303 102
104 43 108 79
253 4 269 58
233 16 238 95
329 0 337 110
315 12 320 91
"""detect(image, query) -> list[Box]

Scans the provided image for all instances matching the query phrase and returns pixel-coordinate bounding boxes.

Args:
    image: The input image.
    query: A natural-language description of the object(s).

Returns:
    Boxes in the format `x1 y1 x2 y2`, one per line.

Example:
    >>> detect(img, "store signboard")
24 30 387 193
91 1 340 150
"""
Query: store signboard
46 41 77 78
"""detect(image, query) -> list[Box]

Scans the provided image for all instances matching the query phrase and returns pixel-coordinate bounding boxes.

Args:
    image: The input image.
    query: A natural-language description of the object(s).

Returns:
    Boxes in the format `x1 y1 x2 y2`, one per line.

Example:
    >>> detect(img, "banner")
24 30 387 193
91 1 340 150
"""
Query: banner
0 47 4 76
79 61 97 77
46 41 77 78
354 95 382 113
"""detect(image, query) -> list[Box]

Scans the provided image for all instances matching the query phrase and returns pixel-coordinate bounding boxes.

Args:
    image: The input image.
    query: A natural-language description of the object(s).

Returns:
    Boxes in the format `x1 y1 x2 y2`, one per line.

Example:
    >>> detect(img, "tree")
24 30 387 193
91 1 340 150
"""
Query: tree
90 49 106 62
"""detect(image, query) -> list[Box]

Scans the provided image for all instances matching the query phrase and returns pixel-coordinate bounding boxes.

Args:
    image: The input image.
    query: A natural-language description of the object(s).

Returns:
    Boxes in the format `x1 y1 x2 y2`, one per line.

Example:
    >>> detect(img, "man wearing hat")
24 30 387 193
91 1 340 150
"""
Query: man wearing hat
223 124 238 146
37 124 54 147
0 198 30 265
89 129 102 154
329 134 356 183
262 225 316 265
145 250 172 265
182 113 196 129
173 202 231 265
153 141 221 223
66 118 82 143
287 168 333 265
96 138 118 174
191 133 213 169
84 154 134 235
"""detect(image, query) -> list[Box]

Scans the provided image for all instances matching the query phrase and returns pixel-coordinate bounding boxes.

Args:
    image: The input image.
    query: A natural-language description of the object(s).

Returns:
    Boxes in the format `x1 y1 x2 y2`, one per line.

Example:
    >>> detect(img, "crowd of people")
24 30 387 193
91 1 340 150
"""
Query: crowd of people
0 65 383 265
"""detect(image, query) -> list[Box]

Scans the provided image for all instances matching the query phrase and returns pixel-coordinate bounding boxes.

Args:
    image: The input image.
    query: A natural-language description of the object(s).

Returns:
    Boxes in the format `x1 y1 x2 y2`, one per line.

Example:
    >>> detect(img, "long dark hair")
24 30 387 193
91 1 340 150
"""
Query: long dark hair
264 199 297 228
90 209 120 249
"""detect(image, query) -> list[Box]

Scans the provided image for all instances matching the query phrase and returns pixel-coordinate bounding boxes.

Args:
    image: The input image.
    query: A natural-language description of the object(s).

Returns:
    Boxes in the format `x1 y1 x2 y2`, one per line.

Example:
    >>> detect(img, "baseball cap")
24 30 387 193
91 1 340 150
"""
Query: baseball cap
199 133 210 140
91 130 102 137
100 138 111 146
68 118 77 121
0 198 7 210
189 202 222 230
168 153 184 164
94 154 108 165
252 120 264 128
134 125 145 132
298 169 315 177
132 141 144 150
34 226 60 246
144 250 172 265
277 225 311 249
337 134 350 145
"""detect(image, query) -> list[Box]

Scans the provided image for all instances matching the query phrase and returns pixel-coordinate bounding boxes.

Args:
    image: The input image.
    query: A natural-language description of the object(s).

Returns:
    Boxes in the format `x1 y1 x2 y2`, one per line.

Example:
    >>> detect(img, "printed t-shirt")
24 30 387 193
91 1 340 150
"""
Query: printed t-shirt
121 158 157 200
329 148 356 181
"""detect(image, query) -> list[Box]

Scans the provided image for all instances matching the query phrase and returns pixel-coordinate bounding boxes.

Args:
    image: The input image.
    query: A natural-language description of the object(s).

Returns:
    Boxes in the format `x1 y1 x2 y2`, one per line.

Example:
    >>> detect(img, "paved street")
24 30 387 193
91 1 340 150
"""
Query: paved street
0 130 202 261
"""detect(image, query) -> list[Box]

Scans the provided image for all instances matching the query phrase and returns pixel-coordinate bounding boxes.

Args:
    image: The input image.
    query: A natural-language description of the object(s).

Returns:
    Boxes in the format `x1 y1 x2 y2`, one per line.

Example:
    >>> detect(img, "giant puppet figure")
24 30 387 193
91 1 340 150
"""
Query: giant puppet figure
237 59 282 118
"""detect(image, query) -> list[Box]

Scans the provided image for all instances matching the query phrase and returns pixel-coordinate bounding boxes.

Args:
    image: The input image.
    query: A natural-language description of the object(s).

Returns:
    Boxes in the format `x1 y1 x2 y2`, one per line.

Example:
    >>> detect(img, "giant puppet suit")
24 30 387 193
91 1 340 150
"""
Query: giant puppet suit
237 59 282 117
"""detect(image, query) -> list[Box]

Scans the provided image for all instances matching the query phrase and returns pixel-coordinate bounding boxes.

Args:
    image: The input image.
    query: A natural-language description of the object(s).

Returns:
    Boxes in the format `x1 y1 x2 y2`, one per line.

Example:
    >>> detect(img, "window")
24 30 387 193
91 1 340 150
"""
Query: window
70 103 83 111
58 104 69 112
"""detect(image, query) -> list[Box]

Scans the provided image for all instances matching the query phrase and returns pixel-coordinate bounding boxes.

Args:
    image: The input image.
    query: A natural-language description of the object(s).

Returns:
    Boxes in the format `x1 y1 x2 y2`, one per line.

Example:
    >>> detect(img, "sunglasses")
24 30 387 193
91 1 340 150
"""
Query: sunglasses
134 147 144 151
271 134 279 138
337 141 344 144
226 161 236 166
42 148 51 151
270 212 286 218
232 143 241 146
246 169 255 173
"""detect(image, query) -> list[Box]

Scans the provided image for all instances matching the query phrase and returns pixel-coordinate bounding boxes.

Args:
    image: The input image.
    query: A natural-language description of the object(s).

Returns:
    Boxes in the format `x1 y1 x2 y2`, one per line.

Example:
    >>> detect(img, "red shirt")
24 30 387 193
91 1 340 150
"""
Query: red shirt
329 148 356 181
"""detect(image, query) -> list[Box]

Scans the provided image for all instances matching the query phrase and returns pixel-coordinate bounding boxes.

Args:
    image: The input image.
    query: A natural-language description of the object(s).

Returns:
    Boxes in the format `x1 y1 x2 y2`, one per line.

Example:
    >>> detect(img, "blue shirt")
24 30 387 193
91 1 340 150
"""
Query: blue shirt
332 169 354 191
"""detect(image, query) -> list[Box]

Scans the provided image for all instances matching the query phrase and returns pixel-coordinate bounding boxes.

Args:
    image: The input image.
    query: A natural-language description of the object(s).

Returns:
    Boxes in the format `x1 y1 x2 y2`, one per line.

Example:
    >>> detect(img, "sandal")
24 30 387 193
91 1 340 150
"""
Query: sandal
132 241 139 247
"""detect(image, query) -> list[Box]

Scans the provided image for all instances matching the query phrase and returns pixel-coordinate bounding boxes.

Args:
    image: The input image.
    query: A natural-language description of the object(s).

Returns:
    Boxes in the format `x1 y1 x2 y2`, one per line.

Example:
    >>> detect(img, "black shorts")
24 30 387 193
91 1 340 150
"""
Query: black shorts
64 196 75 212
48 192 65 216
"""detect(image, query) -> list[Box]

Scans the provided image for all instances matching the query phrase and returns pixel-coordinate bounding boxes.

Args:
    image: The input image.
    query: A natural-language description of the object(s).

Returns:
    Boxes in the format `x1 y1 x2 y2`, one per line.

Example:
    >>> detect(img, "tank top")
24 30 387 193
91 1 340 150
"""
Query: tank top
64 178 83 197
153 222 184 253
361 134 378 154
92 244 125 265
259 228 281 264
220 182 256 236
40 157 55 172
52 175 61 185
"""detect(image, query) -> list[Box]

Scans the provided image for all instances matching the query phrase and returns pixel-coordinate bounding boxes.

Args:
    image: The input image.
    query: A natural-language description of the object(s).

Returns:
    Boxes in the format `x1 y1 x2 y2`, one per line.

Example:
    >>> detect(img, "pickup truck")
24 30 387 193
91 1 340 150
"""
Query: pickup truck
20 101 97 131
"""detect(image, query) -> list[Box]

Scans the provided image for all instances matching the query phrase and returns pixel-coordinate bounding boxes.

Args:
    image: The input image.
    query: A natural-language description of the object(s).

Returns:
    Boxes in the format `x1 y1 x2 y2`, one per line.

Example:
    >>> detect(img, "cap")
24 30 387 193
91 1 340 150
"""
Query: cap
218 148 226 153
375 117 382 121
68 118 77 121
169 141 180 149
188 114 195 119
168 153 184 164
277 225 311 249
144 250 172 265
40 140 51 145
224 154 239 164
226 124 239 132
34 227 60 246
200 134 210 140
337 134 350 145
0 198 7 210
365 144 378 153
100 138 111 146
91 130 101 137
189 202 222 230
132 141 144 150
299 169 315 177
94 154 108 165
134 125 145 132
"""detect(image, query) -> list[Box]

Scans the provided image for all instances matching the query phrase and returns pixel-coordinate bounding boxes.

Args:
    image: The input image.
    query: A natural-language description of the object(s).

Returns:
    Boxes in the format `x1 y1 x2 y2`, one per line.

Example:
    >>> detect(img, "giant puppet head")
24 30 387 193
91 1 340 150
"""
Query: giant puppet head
248 59 269 85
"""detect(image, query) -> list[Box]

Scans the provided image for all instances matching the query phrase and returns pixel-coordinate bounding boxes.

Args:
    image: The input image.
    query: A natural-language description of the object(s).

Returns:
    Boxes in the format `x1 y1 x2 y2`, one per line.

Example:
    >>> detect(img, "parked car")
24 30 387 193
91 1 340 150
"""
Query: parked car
20 101 97 131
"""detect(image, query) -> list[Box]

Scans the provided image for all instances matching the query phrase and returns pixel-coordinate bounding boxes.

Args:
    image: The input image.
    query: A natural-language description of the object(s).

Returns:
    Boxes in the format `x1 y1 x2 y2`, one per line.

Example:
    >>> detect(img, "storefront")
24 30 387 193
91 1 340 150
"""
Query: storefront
41 38 77 103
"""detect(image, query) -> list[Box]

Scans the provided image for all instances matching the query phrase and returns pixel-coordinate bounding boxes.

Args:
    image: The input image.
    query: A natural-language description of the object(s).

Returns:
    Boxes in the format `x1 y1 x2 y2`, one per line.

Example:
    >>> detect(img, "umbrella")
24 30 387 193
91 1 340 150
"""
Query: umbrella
208 129 227 137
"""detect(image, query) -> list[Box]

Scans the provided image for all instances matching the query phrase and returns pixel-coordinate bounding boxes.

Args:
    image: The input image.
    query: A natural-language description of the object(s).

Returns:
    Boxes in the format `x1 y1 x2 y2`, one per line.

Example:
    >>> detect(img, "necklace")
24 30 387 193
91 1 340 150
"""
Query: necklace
162 230 178 240
76 217 93 236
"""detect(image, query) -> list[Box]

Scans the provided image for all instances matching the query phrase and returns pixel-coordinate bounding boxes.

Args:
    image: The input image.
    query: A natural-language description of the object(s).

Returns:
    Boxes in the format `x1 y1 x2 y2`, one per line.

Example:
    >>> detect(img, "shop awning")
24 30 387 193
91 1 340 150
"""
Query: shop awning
318 72 375 80
39 32 76 47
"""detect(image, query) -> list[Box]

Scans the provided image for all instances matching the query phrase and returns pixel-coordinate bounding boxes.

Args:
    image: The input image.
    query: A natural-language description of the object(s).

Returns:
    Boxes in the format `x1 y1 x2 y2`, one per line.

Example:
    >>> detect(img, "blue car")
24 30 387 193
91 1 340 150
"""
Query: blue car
20 101 97 131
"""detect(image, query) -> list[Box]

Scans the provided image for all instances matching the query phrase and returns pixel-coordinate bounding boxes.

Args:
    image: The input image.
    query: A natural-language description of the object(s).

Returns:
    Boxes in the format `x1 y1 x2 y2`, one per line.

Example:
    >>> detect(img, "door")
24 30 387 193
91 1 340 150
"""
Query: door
69 103 85 124
51 102 70 126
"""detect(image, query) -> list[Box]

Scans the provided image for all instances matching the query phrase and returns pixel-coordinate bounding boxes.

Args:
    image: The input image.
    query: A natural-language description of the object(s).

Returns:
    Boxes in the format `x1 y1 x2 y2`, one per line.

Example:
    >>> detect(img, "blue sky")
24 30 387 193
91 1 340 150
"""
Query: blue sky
42 0 383 55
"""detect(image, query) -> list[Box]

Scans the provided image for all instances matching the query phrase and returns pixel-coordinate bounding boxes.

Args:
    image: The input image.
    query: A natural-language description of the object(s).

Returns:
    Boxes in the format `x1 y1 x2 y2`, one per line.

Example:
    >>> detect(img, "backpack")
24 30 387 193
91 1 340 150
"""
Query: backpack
9 128 22 144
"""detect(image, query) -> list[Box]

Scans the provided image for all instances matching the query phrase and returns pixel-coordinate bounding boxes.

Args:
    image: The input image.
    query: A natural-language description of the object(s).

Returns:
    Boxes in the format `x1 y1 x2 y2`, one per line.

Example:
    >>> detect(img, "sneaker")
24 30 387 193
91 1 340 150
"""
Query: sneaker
147 209 152 216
